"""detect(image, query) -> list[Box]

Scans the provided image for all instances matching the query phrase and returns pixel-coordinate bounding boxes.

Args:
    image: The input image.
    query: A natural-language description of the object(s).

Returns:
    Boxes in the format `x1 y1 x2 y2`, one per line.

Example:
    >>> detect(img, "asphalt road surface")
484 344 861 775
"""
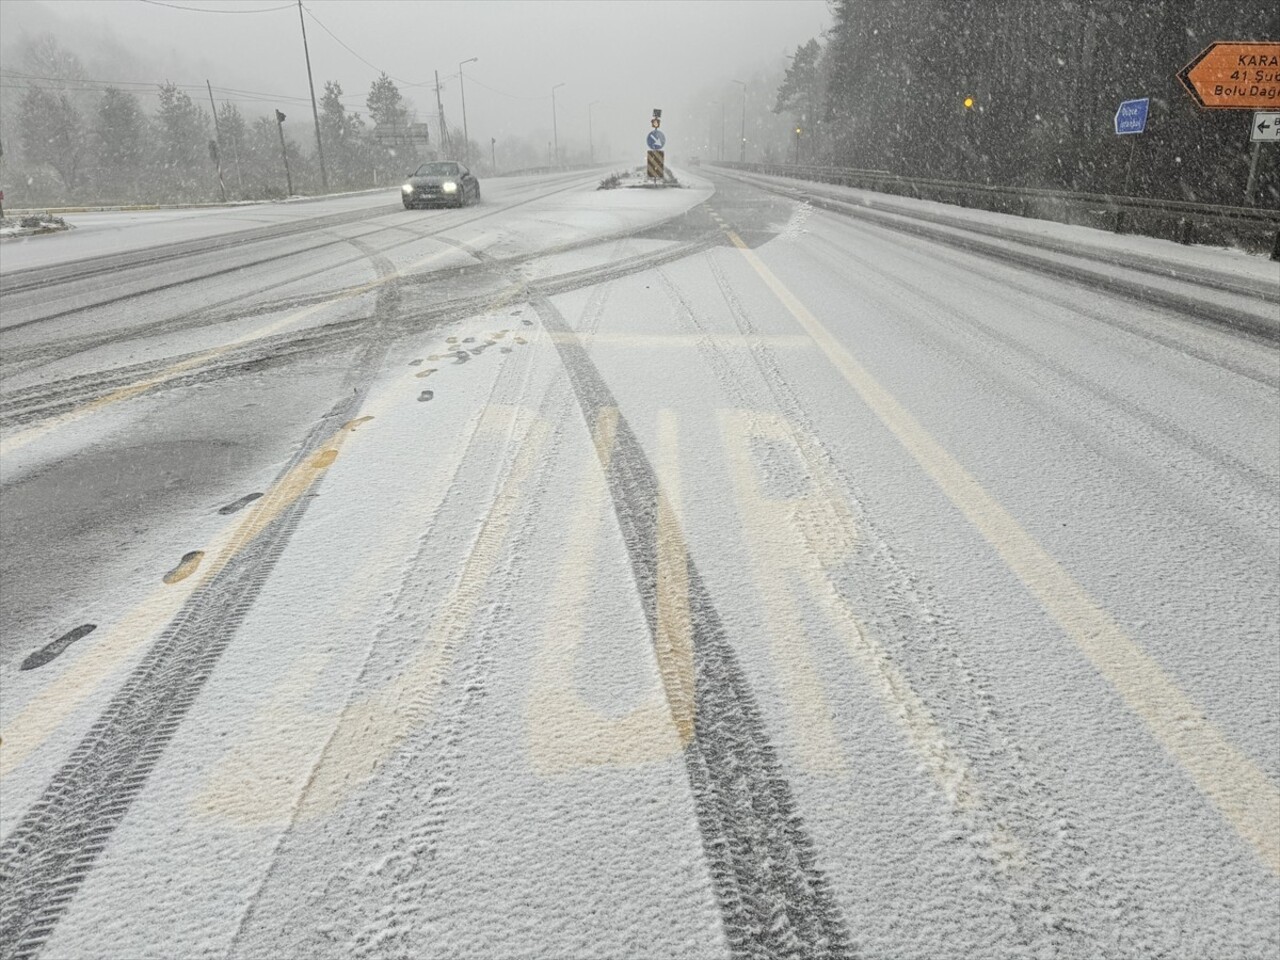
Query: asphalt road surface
1 167 1277 959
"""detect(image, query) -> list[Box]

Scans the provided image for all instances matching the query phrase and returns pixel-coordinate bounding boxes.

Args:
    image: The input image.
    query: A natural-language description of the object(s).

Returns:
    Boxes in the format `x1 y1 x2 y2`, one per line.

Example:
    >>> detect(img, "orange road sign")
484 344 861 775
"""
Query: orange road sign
1178 41 1280 109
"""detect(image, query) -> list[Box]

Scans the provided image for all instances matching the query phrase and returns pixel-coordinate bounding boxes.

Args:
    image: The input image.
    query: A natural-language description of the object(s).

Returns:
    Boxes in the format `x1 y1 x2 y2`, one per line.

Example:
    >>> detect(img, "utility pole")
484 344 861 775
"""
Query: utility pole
709 101 719 160
552 83 565 166
459 57 477 165
1245 139 1262 206
275 110 293 196
205 80 227 201
720 100 726 161
490 137 496 171
732 79 746 162
227 107 244 192
434 70 450 156
296 0 327 192
588 100 600 164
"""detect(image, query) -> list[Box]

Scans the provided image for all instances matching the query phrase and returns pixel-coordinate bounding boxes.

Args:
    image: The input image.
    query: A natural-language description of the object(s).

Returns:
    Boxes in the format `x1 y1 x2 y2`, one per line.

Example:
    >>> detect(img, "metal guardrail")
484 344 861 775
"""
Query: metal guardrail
713 161 1280 259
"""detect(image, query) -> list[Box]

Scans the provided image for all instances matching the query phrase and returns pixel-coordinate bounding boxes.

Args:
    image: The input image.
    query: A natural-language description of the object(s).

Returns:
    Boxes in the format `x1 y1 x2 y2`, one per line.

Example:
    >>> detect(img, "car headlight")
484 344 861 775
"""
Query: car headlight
402 184 414 193
442 181 458 194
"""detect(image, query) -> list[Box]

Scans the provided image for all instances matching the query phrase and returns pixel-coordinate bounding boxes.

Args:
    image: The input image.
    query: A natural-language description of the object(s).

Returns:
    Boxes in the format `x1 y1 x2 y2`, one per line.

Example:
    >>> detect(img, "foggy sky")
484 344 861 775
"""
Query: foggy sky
0 0 831 160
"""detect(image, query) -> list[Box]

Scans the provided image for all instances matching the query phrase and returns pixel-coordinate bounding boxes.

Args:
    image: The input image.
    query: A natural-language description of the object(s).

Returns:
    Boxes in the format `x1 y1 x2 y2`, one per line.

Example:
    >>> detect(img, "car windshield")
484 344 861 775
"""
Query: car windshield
413 162 460 177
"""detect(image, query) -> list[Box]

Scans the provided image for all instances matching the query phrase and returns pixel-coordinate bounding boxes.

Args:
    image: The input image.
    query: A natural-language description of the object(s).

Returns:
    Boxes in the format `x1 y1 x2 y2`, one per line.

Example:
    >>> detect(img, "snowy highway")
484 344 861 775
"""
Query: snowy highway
1 167 1278 959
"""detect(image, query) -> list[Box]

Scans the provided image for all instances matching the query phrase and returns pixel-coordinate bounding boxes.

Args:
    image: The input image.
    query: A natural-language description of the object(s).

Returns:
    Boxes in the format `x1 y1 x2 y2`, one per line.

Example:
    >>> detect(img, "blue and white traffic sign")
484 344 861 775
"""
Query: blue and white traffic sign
1114 98 1149 135
646 128 666 151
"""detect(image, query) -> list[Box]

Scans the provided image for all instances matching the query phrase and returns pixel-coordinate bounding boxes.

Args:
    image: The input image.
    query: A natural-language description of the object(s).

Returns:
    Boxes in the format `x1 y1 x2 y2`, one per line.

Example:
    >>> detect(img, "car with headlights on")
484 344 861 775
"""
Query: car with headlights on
402 161 480 208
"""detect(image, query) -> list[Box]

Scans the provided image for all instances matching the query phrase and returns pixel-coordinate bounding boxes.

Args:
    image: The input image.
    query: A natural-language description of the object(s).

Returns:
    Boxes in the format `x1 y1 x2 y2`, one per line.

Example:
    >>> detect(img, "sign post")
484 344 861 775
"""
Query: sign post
646 109 665 181
1114 97 1149 196
1245 111 1279 206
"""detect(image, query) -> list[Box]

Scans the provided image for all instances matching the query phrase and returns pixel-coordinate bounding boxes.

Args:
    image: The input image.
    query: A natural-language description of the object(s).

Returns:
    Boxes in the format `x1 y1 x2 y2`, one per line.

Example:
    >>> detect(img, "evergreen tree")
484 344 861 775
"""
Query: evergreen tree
18 87 85 192
154 82 210 196
366 73 407 132
215 101 248 196
95 88 147 200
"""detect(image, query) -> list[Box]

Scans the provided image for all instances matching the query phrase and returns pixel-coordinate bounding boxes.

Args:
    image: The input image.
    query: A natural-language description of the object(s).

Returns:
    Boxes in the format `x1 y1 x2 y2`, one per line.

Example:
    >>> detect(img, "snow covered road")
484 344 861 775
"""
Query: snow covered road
1 167 1277 959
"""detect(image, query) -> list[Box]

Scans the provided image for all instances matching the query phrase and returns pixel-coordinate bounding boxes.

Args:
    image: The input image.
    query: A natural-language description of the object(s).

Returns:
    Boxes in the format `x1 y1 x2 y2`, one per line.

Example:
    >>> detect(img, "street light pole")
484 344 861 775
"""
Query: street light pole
720 100 726 161
588 100 601 164
709 101 719 161
459 57 477 165
551 82 565 166
295 0 327 192
732 79 746 163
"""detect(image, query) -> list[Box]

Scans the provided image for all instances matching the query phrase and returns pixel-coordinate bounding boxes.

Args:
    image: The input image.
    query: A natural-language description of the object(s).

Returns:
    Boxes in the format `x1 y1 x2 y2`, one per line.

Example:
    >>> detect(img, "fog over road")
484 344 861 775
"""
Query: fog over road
1 167 1277 959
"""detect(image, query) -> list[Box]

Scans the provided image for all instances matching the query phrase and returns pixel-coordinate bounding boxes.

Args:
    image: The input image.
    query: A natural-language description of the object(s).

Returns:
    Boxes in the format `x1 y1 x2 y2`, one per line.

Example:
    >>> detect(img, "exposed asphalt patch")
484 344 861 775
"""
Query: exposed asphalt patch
19 624 96 672
217 492 264 515
417 390 434 402
0 240 402 960
162 550 205 585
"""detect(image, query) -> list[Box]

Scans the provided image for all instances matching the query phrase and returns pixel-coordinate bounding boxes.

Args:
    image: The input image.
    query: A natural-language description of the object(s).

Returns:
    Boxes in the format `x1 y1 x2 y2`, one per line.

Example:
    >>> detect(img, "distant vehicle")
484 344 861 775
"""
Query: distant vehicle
687 156 701 166
402 161 481 208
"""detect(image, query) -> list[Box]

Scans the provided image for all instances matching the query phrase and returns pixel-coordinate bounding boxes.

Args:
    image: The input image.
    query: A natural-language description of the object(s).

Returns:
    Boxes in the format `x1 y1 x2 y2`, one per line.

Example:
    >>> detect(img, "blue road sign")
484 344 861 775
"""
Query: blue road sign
1114 98 1149 135
647 129 666 151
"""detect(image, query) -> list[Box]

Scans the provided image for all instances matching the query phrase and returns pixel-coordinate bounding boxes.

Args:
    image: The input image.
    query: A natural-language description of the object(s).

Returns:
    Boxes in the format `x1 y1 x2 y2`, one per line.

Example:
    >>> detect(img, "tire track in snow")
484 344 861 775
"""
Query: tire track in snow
654 246 1116 953
0 244 403 960
529 291 853 959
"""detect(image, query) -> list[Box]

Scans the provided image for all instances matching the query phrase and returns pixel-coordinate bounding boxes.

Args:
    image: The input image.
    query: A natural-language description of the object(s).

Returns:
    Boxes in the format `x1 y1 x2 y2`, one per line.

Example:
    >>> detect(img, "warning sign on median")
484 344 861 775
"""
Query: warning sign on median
647 150 665 179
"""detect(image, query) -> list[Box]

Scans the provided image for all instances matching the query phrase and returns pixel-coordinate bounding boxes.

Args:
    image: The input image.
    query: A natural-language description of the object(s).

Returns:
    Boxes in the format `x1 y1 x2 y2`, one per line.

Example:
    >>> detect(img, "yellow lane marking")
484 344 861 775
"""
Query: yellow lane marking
720 411 850 773
527 407 692 773
279 414 548 819
541 332 811 348
723 228 1280 874
720 409 1025 873
0 416 370 778
0 245 468 457
197 404 544 823
654 408 696 743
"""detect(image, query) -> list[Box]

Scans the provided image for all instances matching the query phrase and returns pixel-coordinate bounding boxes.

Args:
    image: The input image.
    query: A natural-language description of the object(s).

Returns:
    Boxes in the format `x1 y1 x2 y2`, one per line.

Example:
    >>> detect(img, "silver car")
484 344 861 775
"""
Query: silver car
402 161 481 209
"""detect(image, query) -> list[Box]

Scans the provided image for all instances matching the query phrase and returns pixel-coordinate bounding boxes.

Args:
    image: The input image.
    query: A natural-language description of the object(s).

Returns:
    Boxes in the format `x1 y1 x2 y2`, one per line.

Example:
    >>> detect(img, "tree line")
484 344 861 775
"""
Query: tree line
774 1 1277 206
0 35 478 207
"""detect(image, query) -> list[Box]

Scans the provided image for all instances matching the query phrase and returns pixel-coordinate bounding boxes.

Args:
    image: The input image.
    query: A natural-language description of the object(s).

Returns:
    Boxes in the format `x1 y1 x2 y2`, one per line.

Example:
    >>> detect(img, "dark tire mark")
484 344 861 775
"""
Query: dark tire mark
19 625 96 672
217 493 263 515
530 293 853 959
0 237 403 960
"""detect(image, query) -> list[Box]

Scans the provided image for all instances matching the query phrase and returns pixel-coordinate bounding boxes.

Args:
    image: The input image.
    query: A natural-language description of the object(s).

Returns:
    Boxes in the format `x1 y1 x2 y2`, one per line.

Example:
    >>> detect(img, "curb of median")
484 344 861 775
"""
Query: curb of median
2 186 396 217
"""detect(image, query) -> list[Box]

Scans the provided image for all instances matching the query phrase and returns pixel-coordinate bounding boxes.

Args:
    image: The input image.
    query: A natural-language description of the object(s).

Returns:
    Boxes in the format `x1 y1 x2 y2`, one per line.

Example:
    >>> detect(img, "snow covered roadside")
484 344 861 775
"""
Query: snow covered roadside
0 213 72 240
717 167 1279 339
718 168 1279 293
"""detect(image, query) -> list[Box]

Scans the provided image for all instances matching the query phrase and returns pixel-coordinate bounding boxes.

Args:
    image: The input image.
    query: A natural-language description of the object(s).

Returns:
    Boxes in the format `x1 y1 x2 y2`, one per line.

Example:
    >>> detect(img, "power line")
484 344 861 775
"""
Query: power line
301 5 429 88
465 74 550 102
136 0 294 12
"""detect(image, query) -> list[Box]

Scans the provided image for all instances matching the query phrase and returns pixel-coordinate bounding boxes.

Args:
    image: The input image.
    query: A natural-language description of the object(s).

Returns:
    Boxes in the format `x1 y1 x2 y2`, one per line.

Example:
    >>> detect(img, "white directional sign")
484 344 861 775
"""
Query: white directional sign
1251 111 1280 142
